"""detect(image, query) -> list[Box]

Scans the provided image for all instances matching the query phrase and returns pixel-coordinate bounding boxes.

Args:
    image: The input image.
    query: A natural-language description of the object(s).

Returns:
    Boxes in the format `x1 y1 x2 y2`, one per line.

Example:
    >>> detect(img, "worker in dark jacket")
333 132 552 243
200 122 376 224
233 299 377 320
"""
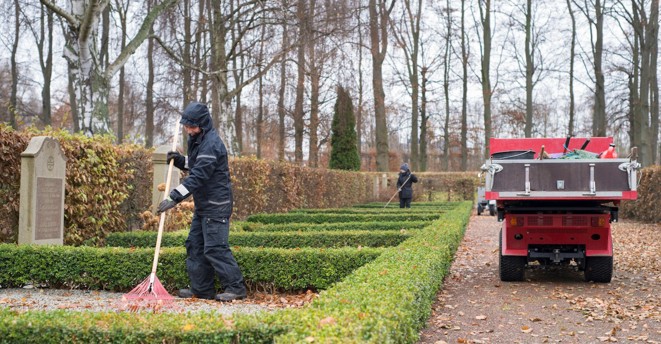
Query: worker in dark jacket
397 163 418 208
157 101 246 302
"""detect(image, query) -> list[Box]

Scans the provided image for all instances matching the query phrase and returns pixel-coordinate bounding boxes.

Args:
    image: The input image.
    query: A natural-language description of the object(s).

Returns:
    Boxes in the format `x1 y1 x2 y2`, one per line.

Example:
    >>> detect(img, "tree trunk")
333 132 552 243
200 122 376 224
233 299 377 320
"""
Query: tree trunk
442 0 452 171
293 0 307 165
146 32 155 148
116 0 128 143
460 0 468 170
37 3 54 127
369 0 393 172
593 0 606 137
566 0 576 137
9 0 20 129
480 0 492 159
524 0 534 138
357 10 364 160
420 67 428 171
649 0 659 165
277 8 289 161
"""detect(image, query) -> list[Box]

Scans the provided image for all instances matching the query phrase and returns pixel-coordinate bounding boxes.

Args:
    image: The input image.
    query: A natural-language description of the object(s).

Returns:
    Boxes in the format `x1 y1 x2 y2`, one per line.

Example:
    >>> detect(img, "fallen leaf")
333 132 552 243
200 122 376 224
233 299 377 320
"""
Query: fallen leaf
521 325 533 334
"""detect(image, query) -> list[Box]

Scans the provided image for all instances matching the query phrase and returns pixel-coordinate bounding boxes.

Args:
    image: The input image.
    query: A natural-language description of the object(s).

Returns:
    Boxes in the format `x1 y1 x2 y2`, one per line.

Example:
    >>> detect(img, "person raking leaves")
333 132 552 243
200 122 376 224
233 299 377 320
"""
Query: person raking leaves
397 163 418 208
157 101 247 302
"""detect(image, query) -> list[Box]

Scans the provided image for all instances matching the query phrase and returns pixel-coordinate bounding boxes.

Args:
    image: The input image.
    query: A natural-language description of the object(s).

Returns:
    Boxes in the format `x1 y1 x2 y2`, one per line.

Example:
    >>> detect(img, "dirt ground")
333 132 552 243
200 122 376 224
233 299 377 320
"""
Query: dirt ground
418 212 661 344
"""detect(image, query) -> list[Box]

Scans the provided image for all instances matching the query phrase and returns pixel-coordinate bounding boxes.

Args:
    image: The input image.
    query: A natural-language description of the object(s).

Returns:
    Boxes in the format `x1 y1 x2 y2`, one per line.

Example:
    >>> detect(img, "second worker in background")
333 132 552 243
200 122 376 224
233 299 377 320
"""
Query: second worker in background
397 163 418 208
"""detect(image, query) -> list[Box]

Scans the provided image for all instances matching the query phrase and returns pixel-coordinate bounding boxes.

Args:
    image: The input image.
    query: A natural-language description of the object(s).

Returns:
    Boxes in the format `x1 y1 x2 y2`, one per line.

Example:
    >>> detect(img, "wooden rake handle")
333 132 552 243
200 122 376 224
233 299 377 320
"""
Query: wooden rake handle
151 122 181 276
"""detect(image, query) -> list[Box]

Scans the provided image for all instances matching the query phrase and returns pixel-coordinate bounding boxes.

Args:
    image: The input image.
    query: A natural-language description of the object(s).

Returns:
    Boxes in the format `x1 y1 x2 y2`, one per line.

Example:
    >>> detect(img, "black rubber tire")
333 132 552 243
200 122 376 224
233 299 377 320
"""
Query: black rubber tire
499 229 527 281
477 203 483 215
584 256 613 283
489 205 496 216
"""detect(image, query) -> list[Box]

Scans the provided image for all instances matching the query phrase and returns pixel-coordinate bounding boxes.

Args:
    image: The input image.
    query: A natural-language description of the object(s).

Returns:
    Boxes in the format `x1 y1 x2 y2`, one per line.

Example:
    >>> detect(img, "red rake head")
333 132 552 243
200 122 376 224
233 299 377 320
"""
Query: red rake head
120 275 177 313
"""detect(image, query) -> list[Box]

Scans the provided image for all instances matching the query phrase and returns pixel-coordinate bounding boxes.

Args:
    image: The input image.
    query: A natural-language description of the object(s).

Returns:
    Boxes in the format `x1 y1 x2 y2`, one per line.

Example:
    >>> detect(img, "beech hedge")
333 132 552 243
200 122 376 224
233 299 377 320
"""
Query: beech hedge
0 244 382 291
106 230 411 249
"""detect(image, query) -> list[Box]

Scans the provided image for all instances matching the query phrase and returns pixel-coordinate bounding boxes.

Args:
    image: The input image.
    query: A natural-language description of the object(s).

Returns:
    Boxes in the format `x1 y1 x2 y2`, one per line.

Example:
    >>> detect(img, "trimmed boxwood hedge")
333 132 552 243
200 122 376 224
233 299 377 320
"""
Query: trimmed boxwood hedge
241 220 430 232
246 212 441 224
106 230 412 249
0 244 383 291
0 309 282 344
288 207 450 214
352 201 457 208
0 201 472 343
264 201 472 342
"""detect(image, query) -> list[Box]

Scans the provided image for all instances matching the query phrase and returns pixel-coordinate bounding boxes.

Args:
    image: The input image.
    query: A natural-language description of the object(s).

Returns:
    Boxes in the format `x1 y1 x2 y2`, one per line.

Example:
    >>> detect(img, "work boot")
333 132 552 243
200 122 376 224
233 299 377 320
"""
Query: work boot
177 288 215 300
215 291 247 302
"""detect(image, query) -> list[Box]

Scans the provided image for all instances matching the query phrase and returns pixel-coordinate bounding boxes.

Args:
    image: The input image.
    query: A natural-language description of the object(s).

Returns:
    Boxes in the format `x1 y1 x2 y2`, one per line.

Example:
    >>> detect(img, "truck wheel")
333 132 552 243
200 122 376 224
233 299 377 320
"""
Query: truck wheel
489 205 496 216
584 256 613 283
477 204 483 215
499 229 526 281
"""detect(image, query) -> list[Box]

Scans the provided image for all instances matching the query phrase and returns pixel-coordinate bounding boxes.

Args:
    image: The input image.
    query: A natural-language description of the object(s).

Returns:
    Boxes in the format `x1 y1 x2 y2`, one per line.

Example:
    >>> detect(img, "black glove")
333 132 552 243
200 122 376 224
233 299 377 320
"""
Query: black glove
166 151 185 167
157 197 177 215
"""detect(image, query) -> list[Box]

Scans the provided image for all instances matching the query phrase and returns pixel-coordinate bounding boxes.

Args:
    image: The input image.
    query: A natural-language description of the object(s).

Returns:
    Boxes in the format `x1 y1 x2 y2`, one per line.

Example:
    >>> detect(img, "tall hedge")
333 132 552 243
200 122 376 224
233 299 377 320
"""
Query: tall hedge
0 125 152 245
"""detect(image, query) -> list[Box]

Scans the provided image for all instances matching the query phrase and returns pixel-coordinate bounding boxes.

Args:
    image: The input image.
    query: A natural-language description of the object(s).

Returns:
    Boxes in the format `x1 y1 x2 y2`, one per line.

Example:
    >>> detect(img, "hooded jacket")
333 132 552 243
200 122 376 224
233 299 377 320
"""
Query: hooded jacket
397 164 418 199
170 102 233 217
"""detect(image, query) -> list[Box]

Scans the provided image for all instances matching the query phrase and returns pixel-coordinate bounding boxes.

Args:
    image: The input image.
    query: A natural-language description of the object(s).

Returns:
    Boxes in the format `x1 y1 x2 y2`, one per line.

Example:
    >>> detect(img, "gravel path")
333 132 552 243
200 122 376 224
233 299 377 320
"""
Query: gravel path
0 287 272 315
418 213 661 344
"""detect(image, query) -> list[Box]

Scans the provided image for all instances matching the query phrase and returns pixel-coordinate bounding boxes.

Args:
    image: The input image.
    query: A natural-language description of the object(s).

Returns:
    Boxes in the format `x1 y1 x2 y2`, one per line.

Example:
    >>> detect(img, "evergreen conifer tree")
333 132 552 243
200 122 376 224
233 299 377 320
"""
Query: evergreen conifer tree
329 86 361 170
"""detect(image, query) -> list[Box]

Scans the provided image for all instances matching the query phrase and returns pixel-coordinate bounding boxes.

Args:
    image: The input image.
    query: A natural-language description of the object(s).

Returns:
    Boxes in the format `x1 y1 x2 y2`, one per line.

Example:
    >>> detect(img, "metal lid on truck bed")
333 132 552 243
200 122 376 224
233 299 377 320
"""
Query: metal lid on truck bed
482 137 641 201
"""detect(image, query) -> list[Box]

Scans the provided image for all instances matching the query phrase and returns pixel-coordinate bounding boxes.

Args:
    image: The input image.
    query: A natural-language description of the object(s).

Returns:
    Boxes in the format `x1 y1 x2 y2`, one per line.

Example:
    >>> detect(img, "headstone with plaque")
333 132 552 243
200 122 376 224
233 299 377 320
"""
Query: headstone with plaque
18 137 67 245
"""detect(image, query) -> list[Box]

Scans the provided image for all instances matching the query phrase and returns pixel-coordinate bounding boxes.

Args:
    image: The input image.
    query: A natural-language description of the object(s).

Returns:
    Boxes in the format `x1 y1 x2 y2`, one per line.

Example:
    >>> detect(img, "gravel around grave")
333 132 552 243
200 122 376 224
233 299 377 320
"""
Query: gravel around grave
0 287 317 315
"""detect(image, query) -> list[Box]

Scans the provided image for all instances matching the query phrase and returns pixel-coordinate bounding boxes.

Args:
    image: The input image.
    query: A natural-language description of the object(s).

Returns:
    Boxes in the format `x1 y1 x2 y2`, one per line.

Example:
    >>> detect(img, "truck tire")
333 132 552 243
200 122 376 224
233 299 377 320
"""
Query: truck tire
489 205 496 216
477 203 483 215
499 229 526 281
584 256 613 283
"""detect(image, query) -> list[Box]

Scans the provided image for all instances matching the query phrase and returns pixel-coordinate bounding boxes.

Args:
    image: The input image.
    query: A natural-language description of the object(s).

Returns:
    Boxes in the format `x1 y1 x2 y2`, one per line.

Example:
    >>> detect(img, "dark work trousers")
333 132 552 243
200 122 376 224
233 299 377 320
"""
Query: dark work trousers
400 198 412 208
185 215 246 297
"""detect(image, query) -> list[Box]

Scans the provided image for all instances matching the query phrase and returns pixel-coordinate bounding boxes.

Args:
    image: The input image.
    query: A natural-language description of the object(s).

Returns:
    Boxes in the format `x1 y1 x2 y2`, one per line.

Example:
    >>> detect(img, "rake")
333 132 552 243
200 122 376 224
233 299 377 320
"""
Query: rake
384 173 412 208
122 122 180 311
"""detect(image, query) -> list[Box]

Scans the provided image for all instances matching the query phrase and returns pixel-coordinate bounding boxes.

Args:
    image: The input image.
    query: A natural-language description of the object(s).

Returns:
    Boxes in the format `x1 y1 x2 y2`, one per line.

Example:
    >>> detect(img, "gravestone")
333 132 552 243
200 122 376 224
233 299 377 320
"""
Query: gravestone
152 145 180 214
19 137 67 245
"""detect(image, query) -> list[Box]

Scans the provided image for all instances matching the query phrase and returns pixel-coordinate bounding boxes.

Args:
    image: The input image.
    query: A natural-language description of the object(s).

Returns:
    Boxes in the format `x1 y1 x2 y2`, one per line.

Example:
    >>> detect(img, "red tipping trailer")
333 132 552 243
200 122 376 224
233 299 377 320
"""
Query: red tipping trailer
482 137 641 282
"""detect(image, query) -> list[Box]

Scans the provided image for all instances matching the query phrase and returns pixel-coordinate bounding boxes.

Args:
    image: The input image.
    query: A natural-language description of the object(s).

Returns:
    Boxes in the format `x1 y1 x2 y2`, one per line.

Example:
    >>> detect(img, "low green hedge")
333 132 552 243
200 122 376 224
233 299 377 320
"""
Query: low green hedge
352 201 459 208
246 212 441 224
106 230 411 249
0 201 472 343
288 207 449 214
0 309 281 344
265 201 472 342
241 220 430 232
0 244 382 291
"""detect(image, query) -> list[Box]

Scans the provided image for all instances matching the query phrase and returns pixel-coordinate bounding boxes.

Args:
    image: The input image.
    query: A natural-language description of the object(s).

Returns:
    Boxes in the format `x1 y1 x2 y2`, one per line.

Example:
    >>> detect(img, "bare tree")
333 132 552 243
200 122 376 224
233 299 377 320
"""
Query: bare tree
40 0 180 135
478 0 492 158
9 0 20 129
460 0 468 170
369 0 395 172
566 0 577 136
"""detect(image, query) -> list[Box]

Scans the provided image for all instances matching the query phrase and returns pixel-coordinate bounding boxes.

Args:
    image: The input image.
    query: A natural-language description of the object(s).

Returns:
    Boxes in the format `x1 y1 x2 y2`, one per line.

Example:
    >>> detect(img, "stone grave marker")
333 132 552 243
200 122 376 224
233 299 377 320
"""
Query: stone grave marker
19 136 67 245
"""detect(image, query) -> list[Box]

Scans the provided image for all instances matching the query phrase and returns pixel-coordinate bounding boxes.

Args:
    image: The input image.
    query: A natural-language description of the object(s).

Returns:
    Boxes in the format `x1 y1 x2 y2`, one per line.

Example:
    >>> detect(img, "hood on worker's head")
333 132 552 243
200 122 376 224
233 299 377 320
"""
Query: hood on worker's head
400 163 409 172
180 102 213 132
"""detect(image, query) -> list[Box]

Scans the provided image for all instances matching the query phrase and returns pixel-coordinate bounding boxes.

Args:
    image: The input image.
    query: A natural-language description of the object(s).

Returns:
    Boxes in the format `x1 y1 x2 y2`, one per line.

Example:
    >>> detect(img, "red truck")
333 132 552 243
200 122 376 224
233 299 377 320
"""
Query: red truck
482 137 641 282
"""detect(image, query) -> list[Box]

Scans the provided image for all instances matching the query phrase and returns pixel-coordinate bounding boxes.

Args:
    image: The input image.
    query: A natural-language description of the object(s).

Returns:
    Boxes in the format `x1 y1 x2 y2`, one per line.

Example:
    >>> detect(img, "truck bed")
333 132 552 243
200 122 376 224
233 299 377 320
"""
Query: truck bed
484 158 637 201
483 137 640 202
